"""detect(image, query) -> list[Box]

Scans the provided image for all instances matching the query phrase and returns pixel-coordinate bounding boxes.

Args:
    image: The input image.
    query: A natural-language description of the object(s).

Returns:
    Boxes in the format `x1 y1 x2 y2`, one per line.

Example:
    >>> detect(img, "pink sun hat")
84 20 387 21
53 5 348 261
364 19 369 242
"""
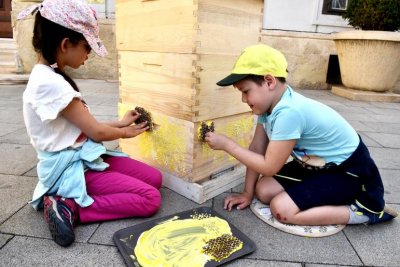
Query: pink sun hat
18 0 108 57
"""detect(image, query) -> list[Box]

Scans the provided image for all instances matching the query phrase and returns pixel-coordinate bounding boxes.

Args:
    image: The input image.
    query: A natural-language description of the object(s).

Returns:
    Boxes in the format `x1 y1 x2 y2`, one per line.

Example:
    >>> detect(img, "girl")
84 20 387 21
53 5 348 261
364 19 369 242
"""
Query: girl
18 0 162 247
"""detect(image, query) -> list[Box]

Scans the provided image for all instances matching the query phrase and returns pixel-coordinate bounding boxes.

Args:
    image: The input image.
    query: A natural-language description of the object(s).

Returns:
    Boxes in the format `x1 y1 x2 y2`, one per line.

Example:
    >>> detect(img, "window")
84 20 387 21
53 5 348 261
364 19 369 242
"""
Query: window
87 0 115 19
322 0 348 15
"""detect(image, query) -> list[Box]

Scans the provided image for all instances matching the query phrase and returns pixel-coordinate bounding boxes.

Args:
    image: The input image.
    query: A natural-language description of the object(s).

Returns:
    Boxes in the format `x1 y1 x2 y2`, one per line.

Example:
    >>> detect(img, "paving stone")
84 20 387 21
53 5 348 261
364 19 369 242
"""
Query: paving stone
0 127 30 145
380 169 400 204
0 123 24 137
346 120 374 132
340 112 378 123
0 204 98 244
371 114 400 124
0 108 24 124
363 132 400 149
227 259 301 267
364 106 400 116
0 174 36 224
0 233 13 248
360 121 400 134
0 143 37 176
89 187 212 245
306 264 355 267
213 194 362 266
0 236 124 266
358 132 382 147
90 104 118 116
343 205 400 267
369 147 400 170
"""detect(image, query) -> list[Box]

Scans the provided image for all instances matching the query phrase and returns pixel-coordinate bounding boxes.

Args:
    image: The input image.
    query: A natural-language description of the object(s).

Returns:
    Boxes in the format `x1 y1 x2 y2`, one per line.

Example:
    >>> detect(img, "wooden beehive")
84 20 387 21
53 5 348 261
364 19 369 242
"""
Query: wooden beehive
116 0 263 202
116 0 263 55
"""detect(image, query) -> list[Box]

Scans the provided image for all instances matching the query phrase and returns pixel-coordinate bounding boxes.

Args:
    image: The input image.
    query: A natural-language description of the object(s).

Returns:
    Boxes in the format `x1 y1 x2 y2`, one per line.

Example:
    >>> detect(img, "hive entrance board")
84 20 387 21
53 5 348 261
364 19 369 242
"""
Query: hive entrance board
113 207 256 267
162 164 246 204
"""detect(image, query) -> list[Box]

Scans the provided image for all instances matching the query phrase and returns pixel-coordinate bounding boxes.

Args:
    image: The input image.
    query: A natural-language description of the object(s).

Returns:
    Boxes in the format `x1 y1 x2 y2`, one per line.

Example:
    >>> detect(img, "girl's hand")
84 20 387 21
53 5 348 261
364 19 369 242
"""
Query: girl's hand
120 110 141 127
223 192 252 212
122 122 149 138
204 132 230 150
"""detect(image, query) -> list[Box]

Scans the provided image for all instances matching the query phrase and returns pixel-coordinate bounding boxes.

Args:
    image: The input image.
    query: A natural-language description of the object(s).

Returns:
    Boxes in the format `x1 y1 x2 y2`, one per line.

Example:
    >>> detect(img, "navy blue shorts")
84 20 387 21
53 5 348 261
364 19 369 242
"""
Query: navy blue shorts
274 137 384 211
274 160 362 211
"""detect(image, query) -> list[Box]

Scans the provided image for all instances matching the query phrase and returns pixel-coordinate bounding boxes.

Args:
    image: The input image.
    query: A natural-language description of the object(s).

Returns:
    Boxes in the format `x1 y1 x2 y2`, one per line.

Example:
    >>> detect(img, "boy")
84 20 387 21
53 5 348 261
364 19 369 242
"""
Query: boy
205 44 398 225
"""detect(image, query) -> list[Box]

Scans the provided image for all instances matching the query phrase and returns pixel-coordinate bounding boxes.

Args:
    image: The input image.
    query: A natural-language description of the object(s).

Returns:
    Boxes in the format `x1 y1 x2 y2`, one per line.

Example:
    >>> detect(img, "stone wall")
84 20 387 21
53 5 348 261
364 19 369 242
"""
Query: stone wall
261 30 400 92
261 30 336 90
11 0 118 80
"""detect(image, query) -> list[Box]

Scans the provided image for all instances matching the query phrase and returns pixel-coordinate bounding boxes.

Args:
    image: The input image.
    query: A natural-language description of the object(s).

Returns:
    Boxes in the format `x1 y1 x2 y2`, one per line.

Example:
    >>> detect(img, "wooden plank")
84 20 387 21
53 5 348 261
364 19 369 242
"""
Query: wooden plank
115 0 263 54
119 51 251 122
118 51 197 121
162 164 246 204
196 0 263 55
194 54 251 121
116 0 197 52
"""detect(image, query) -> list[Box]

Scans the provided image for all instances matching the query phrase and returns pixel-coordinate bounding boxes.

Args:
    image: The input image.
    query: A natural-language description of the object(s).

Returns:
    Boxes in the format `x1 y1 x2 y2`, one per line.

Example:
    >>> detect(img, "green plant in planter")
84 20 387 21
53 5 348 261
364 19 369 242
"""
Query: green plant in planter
342 0 400 31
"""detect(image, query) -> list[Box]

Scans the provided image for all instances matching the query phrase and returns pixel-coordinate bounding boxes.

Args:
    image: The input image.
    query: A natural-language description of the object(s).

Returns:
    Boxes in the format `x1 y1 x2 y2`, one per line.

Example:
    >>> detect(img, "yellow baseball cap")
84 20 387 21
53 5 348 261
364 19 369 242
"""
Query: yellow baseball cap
217 44 288 86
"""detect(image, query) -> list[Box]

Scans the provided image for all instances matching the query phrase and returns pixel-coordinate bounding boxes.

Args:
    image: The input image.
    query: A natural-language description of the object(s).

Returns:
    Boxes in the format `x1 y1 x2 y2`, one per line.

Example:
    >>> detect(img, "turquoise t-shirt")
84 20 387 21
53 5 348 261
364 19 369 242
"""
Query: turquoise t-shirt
257 86 359 165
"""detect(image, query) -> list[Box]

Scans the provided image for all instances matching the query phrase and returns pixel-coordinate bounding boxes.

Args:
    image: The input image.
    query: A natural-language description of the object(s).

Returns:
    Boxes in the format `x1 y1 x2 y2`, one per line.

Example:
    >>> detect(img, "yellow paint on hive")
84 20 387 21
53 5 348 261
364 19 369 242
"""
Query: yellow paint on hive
119 103 189 174
200 115 255 161
134 216 237 267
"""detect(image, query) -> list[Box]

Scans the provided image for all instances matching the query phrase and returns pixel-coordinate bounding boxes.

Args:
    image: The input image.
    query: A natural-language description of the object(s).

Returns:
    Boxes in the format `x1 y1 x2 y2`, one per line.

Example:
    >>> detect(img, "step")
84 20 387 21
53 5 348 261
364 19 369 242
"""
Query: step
0 51 16 62
0 73 29 85
0 38 17 51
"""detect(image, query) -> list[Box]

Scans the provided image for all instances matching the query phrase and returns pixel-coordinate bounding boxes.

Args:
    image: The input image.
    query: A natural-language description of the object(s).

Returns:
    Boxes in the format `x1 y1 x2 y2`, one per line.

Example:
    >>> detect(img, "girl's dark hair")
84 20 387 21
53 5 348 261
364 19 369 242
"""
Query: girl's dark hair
32 12 85 92
246 74 286 85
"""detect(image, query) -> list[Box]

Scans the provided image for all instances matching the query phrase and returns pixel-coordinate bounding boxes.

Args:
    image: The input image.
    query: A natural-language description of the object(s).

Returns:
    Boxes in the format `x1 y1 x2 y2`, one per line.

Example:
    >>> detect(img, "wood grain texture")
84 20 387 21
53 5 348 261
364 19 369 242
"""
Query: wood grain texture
115 0 263 54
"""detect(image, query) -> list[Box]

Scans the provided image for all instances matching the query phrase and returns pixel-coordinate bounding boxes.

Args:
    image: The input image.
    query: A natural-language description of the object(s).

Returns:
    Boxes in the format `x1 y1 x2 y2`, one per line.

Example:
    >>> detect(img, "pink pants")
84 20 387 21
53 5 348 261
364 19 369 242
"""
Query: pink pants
78 156 162 223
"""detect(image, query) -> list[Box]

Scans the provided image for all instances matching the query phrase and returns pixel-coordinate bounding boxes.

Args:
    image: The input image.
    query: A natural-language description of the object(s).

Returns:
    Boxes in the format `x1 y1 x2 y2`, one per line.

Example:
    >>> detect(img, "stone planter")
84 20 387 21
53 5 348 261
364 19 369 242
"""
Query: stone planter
333 30 400 92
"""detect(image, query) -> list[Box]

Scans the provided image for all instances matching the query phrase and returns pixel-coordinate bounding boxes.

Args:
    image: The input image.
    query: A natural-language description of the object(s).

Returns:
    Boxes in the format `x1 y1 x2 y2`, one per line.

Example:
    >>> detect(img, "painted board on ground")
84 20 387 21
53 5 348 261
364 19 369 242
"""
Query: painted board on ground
113 207 256 267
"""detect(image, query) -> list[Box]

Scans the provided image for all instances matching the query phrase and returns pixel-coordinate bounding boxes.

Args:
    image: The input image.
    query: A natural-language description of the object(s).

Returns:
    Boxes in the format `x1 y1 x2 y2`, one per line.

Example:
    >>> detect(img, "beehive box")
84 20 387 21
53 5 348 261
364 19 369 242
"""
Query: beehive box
116 0 262 203
116 0 263 55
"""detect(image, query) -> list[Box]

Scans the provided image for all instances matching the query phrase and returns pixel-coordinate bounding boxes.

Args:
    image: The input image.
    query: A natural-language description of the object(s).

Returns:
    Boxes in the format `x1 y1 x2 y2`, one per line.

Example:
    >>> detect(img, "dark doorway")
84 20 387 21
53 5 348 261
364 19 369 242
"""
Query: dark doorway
0 0 13 38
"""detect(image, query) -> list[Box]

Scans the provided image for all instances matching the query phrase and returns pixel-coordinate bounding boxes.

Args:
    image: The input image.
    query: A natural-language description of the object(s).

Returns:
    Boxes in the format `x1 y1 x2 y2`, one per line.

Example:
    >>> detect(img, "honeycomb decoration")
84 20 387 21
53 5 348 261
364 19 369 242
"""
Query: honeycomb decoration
202 234 243 262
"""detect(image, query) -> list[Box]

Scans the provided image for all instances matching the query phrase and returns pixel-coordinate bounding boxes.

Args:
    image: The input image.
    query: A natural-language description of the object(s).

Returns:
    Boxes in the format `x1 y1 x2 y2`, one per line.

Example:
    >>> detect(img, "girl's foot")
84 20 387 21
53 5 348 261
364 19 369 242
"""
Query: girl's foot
43 195 77 247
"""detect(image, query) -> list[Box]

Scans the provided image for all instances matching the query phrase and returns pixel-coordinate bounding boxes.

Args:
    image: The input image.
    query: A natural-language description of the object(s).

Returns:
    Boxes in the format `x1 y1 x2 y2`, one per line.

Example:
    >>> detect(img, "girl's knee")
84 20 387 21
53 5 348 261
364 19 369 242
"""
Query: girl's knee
153 170 163 189
142 189 162 217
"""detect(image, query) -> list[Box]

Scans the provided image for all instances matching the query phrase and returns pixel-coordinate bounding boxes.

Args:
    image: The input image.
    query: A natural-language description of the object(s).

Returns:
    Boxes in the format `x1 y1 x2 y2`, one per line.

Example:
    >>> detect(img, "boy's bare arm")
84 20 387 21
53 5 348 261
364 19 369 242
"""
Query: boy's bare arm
242 124 269 196
205 126 295 178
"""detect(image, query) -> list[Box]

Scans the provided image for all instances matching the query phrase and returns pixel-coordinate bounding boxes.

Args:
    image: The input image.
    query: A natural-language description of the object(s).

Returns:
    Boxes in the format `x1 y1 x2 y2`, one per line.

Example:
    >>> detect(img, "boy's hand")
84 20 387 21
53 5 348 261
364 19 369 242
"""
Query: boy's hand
224 192 252 212
204 132 230 150
120 110 141 127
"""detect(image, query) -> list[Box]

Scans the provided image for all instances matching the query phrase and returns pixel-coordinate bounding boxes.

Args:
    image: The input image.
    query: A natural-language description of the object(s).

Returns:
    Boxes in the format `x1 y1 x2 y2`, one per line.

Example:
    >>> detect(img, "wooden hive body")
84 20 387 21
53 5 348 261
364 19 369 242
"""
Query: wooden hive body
116 0 263 201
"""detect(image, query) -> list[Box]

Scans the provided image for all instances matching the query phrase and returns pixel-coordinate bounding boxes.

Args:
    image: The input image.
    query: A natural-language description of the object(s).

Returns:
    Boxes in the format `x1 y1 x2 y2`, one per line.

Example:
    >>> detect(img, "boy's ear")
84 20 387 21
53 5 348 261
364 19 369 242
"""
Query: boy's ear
263 74 276 88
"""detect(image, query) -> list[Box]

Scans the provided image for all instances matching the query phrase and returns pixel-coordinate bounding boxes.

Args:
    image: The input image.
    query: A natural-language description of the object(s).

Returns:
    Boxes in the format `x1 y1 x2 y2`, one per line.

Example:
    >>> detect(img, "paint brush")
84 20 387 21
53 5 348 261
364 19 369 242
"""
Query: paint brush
134 106 154 131
198 121 215 141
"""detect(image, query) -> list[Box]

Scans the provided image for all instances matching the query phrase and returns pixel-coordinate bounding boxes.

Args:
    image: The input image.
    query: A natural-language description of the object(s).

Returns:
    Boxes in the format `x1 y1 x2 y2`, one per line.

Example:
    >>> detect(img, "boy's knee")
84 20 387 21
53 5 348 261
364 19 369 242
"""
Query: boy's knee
255 180 272 204
270 196 292 223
